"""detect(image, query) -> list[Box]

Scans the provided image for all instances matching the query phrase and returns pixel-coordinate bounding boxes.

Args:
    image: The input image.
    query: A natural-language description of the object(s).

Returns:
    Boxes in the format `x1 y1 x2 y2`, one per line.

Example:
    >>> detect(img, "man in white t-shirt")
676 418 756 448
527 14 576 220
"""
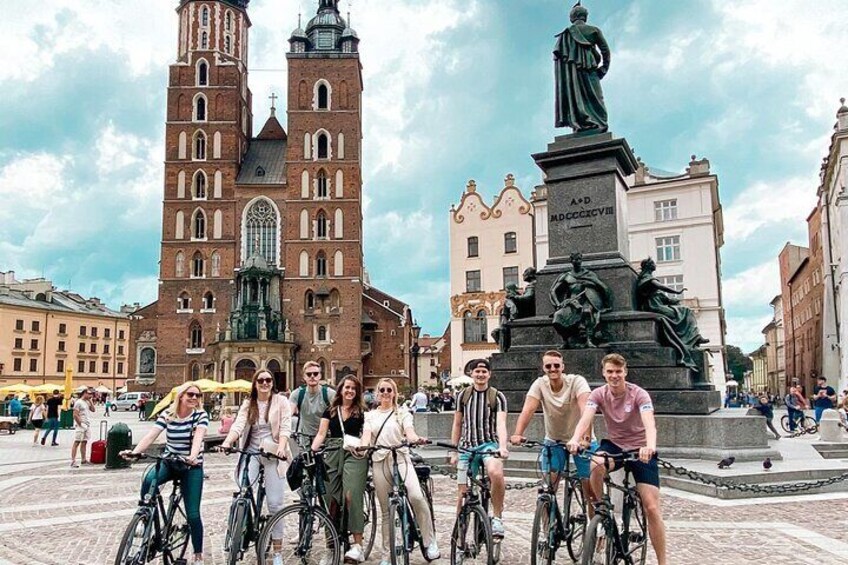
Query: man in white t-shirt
411 387 429 412
71 388 95 468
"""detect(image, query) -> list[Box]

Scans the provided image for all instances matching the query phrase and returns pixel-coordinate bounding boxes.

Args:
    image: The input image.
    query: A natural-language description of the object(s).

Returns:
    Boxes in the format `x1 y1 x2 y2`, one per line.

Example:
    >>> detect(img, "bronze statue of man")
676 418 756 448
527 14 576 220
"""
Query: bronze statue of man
554 2 610 133
550 253 612 347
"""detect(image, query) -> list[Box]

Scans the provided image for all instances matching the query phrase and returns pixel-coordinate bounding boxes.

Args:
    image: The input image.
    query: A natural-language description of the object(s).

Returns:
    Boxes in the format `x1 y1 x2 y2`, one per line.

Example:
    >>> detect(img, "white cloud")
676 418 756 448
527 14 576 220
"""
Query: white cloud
723 260 780 309
726 314 772 352
723 176 817 241
366 209 442 272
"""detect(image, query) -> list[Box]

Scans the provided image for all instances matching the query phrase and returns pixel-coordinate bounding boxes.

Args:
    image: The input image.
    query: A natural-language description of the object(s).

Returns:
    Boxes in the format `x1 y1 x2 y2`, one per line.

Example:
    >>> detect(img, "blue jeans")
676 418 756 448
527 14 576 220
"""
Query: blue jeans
141 461 205 553
787 408 803 431
815 406 828 423
539 439 597 479
41 417 59 443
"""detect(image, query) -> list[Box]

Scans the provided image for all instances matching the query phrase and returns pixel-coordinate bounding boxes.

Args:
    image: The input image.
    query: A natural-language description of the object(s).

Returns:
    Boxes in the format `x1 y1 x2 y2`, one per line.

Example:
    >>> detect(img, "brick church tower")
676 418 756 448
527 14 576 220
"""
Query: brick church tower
283 0 364 381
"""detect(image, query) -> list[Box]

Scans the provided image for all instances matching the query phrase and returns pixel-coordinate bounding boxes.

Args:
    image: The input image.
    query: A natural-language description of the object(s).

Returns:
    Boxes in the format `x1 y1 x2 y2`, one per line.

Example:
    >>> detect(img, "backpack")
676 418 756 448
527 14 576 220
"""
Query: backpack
460 386 499 414
295 384 330 413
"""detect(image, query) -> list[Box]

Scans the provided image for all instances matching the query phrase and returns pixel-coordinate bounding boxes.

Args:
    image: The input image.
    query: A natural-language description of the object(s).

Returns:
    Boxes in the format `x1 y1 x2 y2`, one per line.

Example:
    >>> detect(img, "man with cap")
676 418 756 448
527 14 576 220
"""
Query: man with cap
450 358 509 538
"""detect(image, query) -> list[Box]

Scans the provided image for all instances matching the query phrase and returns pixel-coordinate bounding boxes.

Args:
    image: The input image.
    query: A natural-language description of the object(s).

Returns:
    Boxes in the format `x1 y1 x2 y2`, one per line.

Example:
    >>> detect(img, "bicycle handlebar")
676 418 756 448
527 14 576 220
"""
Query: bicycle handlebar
356 439 430 455
435 441 502 457
217 445 287 461
120 451 190 464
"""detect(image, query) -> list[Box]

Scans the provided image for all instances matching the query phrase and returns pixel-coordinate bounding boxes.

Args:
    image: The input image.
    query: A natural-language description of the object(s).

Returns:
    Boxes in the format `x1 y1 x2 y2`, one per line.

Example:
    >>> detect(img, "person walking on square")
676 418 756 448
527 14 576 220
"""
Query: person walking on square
753 395 781 440
121 382 209 565
450 358 509 538
104 396 111 417
568 353 667 565
359 378 440 565
813 376 837 424
28 395 46 446
290 360 336 447
138 396 148 421
411 386 429 413
41 390 63 446
311 376 368 563
70 387 95 467
784 385 807 432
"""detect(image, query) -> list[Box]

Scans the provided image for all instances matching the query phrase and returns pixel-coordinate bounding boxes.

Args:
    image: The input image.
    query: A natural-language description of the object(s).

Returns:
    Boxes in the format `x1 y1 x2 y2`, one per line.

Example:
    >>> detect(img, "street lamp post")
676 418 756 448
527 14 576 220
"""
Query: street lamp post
411 322 421 390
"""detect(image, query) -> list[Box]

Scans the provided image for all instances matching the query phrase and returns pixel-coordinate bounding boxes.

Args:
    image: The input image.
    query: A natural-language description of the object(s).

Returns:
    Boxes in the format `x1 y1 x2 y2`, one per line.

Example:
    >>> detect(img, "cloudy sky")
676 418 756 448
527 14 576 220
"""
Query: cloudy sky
2 0 847 354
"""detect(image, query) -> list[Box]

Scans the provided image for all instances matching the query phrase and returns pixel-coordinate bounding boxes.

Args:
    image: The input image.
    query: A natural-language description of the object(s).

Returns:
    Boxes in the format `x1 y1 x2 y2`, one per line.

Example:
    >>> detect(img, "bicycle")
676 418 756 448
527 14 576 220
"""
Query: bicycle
358 441 437 565
780 411 818 434
219 446 286 565
114 453 192 565
580 450 649 565
437 441 501 565
520 439 588 564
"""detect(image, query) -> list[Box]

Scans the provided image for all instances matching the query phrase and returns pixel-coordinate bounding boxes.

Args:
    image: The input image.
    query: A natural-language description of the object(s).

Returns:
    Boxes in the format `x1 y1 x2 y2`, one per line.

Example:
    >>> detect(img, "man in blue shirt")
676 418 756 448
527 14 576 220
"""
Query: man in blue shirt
813 376 837 423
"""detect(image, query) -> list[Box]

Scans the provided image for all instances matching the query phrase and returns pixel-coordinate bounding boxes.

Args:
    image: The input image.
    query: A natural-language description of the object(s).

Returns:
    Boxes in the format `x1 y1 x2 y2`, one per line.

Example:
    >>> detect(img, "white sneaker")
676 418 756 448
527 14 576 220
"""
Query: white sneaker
491 516 504 538
272 553 283 565
426 539 441 560
344 543 365 563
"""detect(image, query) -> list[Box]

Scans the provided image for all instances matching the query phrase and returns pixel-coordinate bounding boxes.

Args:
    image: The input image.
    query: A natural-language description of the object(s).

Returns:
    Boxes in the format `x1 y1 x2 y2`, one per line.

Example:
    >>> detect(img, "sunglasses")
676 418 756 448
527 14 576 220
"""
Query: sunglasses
306 372 320 377
184 392 202 399
256 378 273 385
378 387 394 393
544 363 562 370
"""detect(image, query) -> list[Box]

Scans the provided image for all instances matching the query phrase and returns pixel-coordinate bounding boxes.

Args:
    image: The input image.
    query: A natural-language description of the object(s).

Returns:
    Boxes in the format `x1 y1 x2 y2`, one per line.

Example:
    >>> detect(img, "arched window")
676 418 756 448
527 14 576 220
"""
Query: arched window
224 35 232 54
303 133 311 160
203 291 214 310
139 347 156 375
316 211 328 239
334 209 343 238
178 292 191 310
316 169 328 198
329 289 340 309
193 170 206 199
318 325 327 342
194 95 207 121
305 290 315 311
177 170 186 198
244 198 278 265
201 6 209 26
316 251 327 277
463 310 488 343
201 31 208 50
175 210 185 240
193 131 207 160
192 252 204 277
317 84 329 109
317 133 328 159
213 209 222 238
319 359 328 381
225 11 232 31
211 251 220 277
193 209 206 239
197 61 208 86
338 133 345 159
335 169 344 197
178 132 187 159
504 232 517 254
333 250 343 276
299 251 309 276
300 209 309 239
190 322 203 349
175 251 185 277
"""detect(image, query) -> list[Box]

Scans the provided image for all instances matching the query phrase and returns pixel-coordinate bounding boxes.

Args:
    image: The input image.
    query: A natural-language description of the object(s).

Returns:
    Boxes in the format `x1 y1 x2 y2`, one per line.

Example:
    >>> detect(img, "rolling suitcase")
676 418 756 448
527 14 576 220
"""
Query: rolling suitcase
90 421 107 464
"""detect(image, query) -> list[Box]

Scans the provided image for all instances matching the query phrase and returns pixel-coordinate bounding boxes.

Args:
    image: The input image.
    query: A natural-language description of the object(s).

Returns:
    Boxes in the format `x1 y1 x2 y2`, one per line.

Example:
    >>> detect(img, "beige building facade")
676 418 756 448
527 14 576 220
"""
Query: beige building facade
448 175 534 378
0 271 130 390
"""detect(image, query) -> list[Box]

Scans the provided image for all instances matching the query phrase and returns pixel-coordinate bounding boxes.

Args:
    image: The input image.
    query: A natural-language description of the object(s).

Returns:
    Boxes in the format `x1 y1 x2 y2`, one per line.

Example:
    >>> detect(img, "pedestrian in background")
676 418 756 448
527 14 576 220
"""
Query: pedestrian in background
813 376 837 423
752 395 781 440
70 388 95 467
40 390 63 446
28 395 46 446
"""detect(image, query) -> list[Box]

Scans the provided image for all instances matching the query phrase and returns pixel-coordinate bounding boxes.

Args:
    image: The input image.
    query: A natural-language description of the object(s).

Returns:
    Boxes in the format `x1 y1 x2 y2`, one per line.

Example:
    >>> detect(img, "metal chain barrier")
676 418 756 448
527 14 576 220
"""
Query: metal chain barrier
657 457 848 495
428 463 542 491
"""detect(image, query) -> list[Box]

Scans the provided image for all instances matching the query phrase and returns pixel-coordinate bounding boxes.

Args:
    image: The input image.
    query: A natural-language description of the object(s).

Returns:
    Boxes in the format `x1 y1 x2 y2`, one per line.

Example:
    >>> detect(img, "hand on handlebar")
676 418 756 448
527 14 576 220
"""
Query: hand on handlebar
499 446 510 459
566 438 582 455
509 434 525 446
119 450 141 461
638 446 656 463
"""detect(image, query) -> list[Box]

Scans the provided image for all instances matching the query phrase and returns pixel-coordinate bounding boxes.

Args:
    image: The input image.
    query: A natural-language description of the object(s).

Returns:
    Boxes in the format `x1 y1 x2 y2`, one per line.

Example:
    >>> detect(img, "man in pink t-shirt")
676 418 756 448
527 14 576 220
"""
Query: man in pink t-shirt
567 353 667 565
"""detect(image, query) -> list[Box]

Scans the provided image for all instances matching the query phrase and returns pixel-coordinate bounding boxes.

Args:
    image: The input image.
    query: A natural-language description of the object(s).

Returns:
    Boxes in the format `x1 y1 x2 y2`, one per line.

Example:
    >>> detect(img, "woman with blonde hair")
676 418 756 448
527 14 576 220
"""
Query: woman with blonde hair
360 378 439 564
28 395 46 446
311 376 368 563
219 369 291 565
121 382 209 565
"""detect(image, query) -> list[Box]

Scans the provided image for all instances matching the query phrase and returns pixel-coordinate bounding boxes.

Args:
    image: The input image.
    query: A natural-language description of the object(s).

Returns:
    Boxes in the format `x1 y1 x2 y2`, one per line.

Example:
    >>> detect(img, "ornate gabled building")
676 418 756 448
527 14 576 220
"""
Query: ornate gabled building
130 0 415 394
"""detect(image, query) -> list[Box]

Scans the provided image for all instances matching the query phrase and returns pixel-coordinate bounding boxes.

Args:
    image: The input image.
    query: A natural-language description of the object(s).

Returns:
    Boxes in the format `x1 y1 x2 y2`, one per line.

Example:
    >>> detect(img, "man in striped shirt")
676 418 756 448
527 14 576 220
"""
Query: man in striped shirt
450 358 509 537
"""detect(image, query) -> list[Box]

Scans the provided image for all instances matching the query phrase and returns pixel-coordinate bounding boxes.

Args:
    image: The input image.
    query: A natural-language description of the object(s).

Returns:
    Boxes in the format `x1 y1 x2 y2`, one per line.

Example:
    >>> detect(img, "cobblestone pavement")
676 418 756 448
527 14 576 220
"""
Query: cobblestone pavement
2 451 848 564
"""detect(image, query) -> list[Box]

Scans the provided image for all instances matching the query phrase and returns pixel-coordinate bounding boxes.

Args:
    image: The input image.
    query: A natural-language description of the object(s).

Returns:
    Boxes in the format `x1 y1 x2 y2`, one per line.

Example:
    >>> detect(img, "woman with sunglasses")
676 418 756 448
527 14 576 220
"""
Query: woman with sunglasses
219 369 292 565
360 378 440 565
311 376 368 563
121 382 209 565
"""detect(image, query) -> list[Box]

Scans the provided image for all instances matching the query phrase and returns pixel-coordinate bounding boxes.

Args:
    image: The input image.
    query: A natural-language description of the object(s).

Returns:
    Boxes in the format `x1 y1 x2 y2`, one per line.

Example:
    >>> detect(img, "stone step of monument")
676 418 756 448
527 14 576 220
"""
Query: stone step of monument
812 443 848 459
491 366 696 390
491 345 679 369
492 389 721 415
661 469 848 500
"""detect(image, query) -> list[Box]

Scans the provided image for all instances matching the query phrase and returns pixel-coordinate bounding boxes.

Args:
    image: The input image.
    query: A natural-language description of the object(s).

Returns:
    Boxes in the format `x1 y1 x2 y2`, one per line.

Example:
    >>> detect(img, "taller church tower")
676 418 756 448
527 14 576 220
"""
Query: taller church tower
156 0 253 388
283 0 365 381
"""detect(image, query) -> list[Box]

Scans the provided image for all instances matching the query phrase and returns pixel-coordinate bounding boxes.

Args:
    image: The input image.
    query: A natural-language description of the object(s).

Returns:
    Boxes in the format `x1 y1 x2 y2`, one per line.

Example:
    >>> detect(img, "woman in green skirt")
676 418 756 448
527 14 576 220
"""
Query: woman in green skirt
311 376 368 563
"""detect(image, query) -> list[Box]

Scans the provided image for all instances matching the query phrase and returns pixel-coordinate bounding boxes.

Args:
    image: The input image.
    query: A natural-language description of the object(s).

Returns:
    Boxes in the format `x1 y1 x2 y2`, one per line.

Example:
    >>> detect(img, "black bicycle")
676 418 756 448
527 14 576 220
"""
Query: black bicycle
219 446 286 565
521 440 588 564
114 453 192 565
581 450 649 565
438 442 500 565
358 442 437 565
780 411 818 434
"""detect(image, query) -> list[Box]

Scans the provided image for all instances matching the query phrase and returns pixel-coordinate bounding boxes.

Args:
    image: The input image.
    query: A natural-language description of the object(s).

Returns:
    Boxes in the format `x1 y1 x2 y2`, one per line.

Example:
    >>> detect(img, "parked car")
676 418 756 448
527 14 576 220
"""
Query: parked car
111 392 151 412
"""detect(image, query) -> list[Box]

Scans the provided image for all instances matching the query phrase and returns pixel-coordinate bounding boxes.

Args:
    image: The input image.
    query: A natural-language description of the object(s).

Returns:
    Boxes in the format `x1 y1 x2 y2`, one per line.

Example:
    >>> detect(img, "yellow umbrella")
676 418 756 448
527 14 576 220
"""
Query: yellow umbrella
0 384 34 395
30 384 60 395
219 379 252 393
192 378 224 392
63 367 74 410
150 392 174 419
150 379 221 418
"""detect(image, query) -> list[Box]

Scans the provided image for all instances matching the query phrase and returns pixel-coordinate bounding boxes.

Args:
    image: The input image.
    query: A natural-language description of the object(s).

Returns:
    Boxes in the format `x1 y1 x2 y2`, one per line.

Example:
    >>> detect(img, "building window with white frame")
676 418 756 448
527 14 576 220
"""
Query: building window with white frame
201 6 209 27
466 270 481 293
193 170 206 199
202 292 214 310
193 209 206 239
657 275 684 297
654 199 678 222
190 323 203 349
504 232 517 254
467 236 478 258
178 292 191 311
503 266 519 289
655 235 681 262
462 310 488 343
193 131 207 160
192 252 204 277
194 95 206 121
197 61 208 86
201 31 208 50
316 251 327 277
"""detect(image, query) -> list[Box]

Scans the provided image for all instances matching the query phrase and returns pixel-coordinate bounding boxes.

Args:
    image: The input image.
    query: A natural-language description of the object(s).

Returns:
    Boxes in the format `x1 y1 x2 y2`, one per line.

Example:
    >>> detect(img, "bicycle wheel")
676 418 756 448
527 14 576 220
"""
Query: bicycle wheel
258 503 340 565
163 500 191 565
804 416 819 433
565 478 588 562
530 497 554 565
451 505 493 565
580 515 616 565
779 414 791 433
115 511 152 565
227 502 248 565
362 484 378 560
621 495 648 565
387 499 410 565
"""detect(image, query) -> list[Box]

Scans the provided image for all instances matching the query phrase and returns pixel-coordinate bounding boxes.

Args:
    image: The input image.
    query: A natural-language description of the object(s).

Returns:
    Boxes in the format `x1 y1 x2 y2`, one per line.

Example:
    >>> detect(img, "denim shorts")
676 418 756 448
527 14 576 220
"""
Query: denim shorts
539 439 597 479
457 442 499 485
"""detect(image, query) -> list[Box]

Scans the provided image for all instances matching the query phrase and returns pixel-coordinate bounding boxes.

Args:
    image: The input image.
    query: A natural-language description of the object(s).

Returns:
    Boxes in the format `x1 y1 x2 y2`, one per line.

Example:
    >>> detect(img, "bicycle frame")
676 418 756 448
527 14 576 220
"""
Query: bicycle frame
591 452 646 564
224 449 270 559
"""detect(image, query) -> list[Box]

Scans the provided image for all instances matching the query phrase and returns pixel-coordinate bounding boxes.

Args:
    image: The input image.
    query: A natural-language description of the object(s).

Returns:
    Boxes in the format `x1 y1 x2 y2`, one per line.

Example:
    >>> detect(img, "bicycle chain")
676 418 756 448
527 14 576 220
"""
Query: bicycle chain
428 463 542 491
657 458 848 495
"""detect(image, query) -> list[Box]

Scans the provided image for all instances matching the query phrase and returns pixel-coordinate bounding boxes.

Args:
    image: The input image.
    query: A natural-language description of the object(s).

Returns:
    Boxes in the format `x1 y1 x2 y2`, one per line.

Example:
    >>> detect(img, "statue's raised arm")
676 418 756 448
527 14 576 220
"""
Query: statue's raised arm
554 2 609 133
